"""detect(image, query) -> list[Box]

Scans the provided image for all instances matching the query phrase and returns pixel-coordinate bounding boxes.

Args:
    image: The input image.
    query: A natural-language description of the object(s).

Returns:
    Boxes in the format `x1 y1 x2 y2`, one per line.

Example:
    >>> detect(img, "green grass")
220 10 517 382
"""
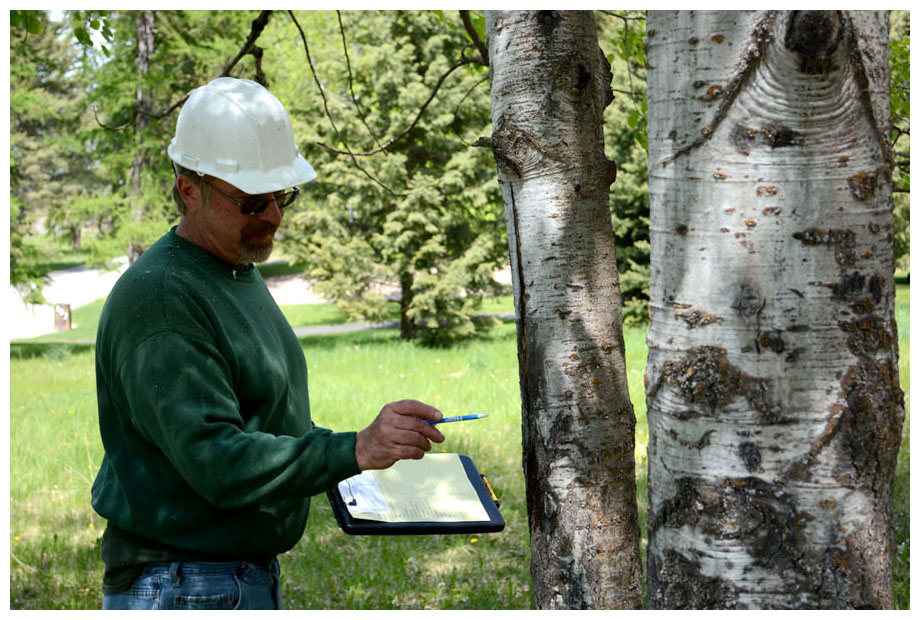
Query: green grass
22 297 369 340
18 295 517 341
280 302 354 328
8 285 909 609
287 324 529 608
256 260 310 279
22 235 95 276
892 284 910 610
26 299 108 342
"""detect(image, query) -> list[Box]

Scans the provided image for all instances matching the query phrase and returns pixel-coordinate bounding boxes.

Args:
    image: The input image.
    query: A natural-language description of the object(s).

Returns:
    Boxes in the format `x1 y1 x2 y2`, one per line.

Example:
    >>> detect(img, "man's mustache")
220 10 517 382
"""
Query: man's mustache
242 221 278 237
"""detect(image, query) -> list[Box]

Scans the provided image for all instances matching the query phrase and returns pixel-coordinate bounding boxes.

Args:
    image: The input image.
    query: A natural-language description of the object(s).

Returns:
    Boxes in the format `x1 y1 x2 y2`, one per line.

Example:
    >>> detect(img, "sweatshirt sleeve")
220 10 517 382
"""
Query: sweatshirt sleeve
117 330 360 509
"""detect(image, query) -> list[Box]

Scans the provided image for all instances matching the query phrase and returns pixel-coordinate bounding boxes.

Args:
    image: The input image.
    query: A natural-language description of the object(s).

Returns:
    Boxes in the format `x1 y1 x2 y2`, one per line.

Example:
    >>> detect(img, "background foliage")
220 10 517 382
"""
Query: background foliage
8 9 911 610
9 9 910 333
889 11 910 274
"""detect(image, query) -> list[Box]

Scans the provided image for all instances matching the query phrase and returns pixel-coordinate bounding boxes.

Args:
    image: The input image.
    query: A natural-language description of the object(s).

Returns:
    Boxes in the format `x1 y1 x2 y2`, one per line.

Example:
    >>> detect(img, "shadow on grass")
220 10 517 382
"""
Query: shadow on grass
10 342 95 360
295 319 517 351
296 328 405 350
286 499 533 609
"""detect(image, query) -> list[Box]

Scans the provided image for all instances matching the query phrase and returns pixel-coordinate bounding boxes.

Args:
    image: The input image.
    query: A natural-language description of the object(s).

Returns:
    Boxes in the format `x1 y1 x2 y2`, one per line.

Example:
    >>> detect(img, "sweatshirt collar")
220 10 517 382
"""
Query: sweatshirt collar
168 226 256 281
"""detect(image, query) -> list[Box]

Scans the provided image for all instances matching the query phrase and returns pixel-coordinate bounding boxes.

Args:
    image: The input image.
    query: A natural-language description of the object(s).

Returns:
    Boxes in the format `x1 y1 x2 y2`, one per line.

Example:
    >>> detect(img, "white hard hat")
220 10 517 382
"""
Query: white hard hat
168 77 316 194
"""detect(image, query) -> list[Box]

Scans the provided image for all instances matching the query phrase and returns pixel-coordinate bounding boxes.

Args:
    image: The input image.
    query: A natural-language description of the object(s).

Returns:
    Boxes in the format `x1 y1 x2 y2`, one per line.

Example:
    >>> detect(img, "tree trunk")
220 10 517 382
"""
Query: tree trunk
645 10 903 609
128 10 155 263
70 224 81 253
399 270 416 339
485 10 642 609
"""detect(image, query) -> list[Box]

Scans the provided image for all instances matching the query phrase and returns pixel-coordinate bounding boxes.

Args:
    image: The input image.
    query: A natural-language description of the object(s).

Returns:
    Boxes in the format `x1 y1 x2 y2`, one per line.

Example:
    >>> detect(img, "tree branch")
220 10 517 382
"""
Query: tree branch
288 10 402 196
452 75 490 146
93 95 189 131
459 10 489 66
250 46 267 86
336 11 385 152
221 10 273 77
603 11 647 119
94 10 273 131
320 55 480 156
600 11 646 21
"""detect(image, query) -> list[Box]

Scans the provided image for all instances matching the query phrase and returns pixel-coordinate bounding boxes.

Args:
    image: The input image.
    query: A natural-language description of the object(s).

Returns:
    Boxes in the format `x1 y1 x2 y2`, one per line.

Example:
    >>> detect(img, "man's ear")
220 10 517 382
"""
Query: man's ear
176 175 202 214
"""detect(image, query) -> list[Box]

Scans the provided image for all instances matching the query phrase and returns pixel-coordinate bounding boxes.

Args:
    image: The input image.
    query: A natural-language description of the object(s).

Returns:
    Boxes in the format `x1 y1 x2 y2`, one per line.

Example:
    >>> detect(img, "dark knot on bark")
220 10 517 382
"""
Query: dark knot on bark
605 158 618 187
784 11 844 73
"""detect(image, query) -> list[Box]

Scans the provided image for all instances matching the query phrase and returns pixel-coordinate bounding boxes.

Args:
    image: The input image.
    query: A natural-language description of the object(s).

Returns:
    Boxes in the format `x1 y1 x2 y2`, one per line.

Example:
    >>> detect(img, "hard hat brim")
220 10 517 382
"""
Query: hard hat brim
167 77 318 196
168 146 317 195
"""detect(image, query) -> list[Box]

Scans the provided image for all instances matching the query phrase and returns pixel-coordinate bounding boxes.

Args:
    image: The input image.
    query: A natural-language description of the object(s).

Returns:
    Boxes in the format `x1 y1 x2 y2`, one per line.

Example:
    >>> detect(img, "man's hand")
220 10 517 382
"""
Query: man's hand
355 399 445 470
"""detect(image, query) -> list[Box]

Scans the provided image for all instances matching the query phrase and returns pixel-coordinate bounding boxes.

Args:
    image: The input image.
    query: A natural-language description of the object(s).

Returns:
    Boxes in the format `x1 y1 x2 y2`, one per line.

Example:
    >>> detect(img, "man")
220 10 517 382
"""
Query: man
91 77 444 610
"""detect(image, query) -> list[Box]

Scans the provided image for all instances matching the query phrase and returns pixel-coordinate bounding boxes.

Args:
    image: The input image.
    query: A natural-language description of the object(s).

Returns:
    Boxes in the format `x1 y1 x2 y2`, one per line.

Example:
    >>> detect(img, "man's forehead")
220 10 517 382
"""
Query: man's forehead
207 175 249 197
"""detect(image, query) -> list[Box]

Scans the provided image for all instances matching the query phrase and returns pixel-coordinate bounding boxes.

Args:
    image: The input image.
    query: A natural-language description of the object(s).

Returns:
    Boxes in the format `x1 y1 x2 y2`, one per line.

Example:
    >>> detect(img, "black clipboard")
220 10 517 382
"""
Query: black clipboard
327 455 505 535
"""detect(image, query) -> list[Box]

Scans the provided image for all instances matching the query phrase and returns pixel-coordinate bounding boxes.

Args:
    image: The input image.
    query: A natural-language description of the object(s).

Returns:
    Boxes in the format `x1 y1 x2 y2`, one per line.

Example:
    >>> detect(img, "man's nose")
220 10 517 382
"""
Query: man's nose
257 196 284 224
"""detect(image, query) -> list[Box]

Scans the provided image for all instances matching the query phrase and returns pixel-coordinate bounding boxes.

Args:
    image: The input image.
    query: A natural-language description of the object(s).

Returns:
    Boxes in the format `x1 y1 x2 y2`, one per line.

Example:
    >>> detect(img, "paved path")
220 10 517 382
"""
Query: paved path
8 259 328 341
9 259 514 342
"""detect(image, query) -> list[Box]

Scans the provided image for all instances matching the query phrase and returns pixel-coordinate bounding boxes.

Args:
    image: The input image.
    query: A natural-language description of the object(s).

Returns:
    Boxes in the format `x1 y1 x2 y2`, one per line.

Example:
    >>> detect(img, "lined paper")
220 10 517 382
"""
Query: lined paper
337 453 490 523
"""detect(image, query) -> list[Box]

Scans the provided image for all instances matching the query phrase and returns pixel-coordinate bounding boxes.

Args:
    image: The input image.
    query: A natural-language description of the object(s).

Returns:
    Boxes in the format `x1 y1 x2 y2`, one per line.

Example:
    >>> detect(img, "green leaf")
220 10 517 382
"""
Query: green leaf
11 11 22 28
627 108 640 129
25 12 43 34
74 27 92 47
90 19 101 30
469 11 486 43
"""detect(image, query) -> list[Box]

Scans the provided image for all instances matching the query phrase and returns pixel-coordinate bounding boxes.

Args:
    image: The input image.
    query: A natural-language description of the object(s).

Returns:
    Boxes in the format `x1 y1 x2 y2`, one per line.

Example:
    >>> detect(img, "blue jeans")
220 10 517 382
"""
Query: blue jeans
102 559 282 610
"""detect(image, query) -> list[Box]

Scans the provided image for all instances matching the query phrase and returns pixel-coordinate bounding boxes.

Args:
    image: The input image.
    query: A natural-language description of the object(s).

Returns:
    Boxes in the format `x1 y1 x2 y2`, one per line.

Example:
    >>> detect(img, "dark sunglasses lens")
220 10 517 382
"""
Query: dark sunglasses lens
239 189 298 215
241 198 270 215
279 190 298 208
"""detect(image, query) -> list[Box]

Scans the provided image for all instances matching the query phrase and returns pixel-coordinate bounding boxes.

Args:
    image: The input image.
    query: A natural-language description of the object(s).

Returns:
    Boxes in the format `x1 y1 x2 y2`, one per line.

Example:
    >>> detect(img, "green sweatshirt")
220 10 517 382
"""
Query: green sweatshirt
91 228 359 567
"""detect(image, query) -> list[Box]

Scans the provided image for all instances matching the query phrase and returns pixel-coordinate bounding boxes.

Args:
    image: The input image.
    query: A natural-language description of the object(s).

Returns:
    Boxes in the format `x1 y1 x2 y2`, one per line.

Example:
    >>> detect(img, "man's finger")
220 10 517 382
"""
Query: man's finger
384 399 442 422
384 428 432 452
387 414 445 443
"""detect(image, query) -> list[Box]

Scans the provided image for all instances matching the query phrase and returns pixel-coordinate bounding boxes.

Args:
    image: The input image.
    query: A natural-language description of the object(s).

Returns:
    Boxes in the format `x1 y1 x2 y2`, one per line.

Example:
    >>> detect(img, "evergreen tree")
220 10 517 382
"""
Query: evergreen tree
78 10 259 264
272 11 506 344
10 14 90 302
889 10 909 274
599 11 650 325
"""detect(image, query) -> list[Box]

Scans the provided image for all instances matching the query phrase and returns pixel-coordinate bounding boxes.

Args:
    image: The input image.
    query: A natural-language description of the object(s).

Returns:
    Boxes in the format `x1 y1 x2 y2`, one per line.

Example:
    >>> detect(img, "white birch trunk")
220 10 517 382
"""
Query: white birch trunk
485 10 642 609
645 10 903 609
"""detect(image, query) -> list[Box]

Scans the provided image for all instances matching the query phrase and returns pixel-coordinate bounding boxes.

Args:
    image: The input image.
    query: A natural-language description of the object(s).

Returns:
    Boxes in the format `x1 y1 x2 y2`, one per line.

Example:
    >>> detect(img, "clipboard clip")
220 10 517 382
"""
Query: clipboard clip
480 475 500 509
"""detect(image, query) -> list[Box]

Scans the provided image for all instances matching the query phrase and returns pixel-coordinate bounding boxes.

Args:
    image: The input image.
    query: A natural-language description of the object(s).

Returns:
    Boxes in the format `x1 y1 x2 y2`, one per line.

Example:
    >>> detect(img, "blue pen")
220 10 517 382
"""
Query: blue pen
428 413 489 425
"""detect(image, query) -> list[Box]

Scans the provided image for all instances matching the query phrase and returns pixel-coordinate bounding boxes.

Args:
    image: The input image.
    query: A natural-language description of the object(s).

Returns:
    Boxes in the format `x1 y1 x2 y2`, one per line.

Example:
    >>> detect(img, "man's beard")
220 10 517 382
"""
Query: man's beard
237 222 277 263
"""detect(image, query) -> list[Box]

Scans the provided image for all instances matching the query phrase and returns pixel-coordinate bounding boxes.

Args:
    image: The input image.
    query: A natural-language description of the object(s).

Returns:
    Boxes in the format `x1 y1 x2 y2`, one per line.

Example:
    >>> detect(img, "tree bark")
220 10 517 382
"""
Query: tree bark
645 10 903 609
70 224 81 253
399 270 416 339
485 10 642 609
128 10 155 263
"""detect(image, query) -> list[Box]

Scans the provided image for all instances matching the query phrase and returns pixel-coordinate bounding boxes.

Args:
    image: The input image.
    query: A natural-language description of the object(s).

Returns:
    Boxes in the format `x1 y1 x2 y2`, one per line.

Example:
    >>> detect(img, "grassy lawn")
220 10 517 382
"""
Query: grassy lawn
20 294 517 341
8 286 909 609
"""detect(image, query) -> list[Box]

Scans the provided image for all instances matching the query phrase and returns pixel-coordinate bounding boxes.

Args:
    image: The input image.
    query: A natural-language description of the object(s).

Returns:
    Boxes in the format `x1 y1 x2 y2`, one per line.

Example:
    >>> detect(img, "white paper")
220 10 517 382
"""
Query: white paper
337 471 390 514
339 453 490 523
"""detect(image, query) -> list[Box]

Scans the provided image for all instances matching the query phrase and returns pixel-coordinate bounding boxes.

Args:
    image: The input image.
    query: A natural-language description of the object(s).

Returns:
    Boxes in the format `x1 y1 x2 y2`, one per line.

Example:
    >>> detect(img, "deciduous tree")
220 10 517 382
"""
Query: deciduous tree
485 10 642 609
644 10 904 608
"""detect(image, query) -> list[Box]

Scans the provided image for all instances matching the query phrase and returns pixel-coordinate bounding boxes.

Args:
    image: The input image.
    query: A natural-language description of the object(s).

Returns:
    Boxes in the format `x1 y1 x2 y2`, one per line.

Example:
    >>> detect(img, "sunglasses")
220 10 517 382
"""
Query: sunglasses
205 179 300 216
